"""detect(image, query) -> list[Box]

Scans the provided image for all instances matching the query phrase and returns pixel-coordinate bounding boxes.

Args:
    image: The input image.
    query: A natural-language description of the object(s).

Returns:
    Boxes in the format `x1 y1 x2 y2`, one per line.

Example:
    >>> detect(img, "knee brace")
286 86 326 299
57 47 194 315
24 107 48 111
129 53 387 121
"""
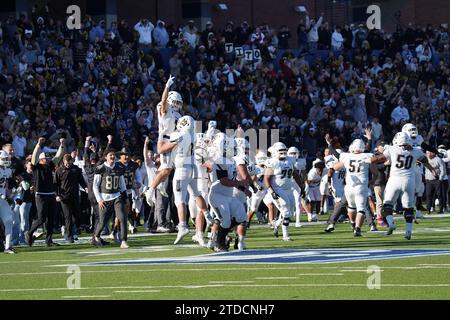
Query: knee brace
283 217 290 227
381 204 393 217
404 208 414 223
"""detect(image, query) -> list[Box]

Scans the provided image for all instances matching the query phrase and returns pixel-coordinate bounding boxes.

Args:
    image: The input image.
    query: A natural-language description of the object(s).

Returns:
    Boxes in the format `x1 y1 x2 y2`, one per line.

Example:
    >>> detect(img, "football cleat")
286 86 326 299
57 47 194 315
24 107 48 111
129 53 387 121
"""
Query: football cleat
353 228 362 237
4 247 16 254
370 225 378 232
386 224 397 236
174 226 189 245
282 237 293 242
120 241 129 249
324 224 335 233
295 223 303 228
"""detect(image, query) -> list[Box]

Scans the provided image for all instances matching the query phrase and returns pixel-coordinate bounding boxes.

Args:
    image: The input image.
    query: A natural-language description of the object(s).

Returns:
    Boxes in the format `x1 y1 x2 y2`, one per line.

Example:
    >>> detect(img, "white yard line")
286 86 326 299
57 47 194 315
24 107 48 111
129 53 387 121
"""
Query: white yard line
114 290 160 293
254 277 299 280
297 273 344 276
62 295 110 298
2 283 450 293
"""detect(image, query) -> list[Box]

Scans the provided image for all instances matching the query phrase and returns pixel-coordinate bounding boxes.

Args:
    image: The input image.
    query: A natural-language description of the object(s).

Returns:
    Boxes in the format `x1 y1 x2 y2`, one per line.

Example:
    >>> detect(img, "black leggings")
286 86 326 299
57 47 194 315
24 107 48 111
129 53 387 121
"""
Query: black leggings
94 197 127 241
29 194 57 243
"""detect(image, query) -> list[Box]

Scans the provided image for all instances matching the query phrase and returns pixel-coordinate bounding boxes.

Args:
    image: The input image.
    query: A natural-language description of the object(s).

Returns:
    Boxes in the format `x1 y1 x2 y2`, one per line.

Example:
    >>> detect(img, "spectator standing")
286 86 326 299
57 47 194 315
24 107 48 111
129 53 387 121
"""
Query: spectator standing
134 18 155 47
306 11 323 50
331 26 344 51
55 154 88 243
25 137 64 247
391 99 410 124
278 25 291 49
424 150 446 214
153 20 169 48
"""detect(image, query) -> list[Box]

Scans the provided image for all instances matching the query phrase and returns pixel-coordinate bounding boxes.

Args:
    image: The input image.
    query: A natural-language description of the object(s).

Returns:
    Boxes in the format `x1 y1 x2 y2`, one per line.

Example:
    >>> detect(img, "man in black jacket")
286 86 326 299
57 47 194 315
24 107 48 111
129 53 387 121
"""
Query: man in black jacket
56 154 88 243
26 137 64 247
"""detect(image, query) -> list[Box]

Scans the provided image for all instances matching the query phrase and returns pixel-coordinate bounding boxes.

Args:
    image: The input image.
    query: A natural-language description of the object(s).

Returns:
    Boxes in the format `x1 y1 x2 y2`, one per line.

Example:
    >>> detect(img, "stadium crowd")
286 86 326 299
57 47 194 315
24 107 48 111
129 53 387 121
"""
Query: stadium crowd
0 4 449 251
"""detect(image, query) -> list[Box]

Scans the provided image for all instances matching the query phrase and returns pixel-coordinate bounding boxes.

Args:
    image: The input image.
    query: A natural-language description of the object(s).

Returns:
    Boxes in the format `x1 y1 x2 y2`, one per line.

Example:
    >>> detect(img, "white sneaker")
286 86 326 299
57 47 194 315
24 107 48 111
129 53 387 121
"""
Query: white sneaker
108 232 115 240
282 237 293 241
4 248 15 254
415 211 424 219
192 234 206 247
156 226 171 233
174 227 189 245
61 226 66 237
120 241 129 249
295 223 303 228
238 240 246 251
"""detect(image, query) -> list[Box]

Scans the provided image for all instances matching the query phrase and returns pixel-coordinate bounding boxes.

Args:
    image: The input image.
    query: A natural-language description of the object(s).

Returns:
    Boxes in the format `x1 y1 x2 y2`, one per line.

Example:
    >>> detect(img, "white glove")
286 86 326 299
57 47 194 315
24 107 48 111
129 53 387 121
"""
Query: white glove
166 75 175 89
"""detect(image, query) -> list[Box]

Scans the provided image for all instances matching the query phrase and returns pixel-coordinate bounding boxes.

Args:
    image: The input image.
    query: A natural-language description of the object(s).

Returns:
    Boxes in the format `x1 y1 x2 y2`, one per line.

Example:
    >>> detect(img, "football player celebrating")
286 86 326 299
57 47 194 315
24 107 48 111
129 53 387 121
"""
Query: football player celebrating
207 134 248 251
93 150 129 249
116 150 141 236
371 132 437 239
146 75 182 204
402 123 444 218
264 142 303 241
0 150 15 253
171 116 212 246
332 139 373 237
247 151 268 227
287 147 306 227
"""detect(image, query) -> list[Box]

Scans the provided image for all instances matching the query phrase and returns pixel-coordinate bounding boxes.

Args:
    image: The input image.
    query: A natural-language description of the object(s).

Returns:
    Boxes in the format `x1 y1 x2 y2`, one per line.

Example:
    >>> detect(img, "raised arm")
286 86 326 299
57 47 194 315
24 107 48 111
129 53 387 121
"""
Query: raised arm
31 137 46 166
160 75 175 116
52 138 65 166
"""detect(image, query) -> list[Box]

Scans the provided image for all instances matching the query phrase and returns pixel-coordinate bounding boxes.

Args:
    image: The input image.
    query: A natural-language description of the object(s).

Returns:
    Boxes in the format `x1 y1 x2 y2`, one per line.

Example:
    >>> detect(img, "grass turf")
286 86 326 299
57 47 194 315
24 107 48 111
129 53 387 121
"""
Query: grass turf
1 214 450 300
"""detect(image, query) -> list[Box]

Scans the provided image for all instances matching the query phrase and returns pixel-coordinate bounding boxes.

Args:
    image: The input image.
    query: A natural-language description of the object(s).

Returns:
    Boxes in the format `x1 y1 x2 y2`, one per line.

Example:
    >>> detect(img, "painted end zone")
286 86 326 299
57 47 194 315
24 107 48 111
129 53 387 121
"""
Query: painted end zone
81 249 450 266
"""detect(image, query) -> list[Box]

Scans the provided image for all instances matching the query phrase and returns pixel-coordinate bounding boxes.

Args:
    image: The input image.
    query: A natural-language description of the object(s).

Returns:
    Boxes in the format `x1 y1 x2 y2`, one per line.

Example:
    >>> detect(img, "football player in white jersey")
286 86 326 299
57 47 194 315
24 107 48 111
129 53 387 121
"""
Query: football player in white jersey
169 116 212 246
287 147 306 227
146 75 182 204
207 134 248 251
231 137 256 250
370 132 436 239
333 139 373 237
0 150 15 253
247 151 268 227
322 149 347 232
402 123 445 218
264 142 303 241
305 159 325 222
188 132 214 246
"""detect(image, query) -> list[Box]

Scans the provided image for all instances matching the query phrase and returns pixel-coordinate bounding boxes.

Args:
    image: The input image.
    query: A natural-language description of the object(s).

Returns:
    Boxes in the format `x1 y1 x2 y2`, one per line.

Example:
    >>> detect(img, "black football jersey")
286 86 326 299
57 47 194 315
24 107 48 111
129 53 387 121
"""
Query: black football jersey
95 163 123 194
117 161 139 190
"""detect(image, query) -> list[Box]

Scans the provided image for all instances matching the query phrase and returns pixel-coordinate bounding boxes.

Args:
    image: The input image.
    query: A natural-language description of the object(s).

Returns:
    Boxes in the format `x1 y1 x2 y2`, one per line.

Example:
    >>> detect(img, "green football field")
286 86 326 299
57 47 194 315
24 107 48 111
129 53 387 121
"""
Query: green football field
1 214 450 300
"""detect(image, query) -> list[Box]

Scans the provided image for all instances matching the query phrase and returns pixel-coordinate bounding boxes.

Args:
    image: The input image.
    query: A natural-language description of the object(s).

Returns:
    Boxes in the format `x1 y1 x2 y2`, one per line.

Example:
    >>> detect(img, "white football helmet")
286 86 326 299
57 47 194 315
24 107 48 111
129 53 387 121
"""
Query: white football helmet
255 151 267 166
167 91 183 111
0 150 11 167
349 139 365 154
393 131 412 147
287 146 300 159
176 115 194 132
271 142 288 160
402 123 418 139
